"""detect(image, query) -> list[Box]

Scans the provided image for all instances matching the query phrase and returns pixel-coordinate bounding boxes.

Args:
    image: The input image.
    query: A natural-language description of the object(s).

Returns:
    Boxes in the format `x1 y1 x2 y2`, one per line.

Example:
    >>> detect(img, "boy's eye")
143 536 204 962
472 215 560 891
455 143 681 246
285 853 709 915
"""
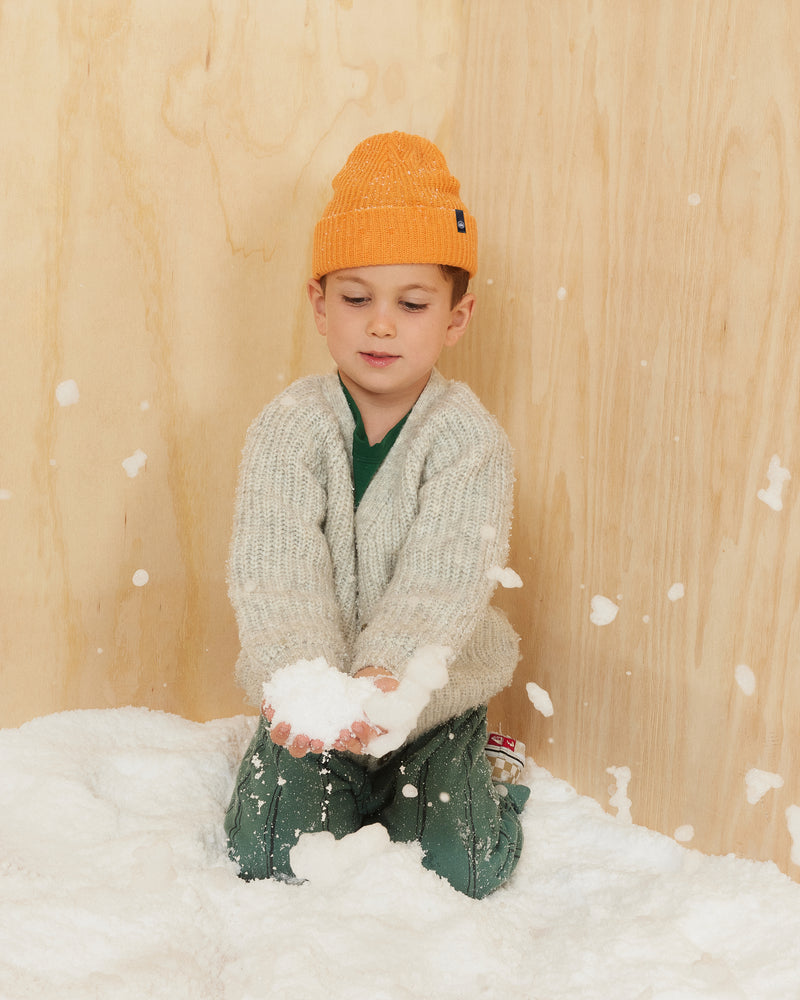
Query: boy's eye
342 295 368 306
401 301 428 312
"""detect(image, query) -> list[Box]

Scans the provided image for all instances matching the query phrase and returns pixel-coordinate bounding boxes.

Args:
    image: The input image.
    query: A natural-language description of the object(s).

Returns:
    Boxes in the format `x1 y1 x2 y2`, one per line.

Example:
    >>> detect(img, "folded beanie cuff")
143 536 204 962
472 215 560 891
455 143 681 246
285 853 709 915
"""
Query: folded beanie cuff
313 204 477 279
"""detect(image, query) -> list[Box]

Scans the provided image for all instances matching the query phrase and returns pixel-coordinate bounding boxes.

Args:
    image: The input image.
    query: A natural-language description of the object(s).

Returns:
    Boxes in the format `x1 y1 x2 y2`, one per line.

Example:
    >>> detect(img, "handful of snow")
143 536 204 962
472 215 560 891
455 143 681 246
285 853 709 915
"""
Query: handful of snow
262 645 451 756
262 658 375 748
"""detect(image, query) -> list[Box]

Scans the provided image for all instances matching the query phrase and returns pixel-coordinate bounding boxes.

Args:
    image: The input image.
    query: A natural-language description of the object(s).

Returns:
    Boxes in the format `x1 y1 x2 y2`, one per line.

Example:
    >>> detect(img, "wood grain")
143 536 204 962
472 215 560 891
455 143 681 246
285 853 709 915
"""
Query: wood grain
1 0 799 877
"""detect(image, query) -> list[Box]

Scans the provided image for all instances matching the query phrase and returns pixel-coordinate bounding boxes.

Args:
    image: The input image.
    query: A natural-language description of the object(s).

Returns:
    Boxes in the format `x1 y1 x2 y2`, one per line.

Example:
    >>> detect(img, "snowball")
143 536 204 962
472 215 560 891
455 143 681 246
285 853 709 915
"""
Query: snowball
688 192 702 206
132 569 149 587
745 769 784 806
0 488 11 501
122 449 148 478
757 455 791 511
55 379 80 406
735 664 756 696
290 824 392 888
263 658 375 748
667 582 685 602
590 595 619 626
526 682 554 718
486 566 523 588
402 784 418 798
674 825 695 843
556 286 567 300
607 766 632 823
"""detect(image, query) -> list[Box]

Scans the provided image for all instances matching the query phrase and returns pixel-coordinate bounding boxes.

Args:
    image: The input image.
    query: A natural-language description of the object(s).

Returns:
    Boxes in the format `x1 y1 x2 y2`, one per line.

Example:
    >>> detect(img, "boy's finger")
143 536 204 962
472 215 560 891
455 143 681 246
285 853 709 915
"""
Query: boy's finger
287 734 311 758
270 721 291 745
373 675 399 693
351 720 372 742
352 720 384 747
332 727 352 751
338 730 366 755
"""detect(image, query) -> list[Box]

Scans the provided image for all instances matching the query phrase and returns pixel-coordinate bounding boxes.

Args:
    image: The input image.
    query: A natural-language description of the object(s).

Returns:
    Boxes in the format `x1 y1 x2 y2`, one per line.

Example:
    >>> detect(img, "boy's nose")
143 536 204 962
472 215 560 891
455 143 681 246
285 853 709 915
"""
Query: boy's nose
367 309 396 338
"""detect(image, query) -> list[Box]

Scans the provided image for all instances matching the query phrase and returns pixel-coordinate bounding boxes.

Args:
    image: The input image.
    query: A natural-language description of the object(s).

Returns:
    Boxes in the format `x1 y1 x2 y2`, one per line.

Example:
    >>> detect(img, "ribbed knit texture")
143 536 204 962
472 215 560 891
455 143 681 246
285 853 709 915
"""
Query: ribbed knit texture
312 132 477 278
228 370 519 741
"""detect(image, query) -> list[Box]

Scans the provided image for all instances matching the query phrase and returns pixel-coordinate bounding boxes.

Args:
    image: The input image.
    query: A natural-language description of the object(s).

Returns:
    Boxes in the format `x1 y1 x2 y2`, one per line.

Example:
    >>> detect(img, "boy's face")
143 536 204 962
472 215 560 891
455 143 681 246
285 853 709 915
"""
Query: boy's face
307 264 474 414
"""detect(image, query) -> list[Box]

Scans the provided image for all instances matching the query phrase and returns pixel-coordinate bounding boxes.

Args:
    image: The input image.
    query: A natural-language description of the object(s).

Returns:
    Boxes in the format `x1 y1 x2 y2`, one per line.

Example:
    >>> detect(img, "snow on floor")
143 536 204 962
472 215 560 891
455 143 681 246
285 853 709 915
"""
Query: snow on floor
1 709 800 1000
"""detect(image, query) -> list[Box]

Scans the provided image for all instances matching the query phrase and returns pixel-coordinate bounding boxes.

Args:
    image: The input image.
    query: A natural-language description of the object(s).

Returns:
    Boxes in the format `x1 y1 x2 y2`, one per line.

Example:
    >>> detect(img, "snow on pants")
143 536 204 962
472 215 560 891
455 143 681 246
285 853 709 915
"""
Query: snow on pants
225 706 529 899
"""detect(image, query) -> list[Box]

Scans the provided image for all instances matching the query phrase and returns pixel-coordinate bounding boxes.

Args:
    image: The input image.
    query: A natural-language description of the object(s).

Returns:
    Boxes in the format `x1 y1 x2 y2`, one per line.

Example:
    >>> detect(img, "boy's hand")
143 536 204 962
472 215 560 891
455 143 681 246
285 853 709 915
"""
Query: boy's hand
261 701 325 758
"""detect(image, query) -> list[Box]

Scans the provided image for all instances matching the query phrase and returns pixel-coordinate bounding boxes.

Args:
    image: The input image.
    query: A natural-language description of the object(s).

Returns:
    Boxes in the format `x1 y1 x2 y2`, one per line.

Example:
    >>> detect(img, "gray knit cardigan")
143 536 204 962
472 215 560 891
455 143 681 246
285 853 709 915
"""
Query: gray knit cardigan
228 368 520 740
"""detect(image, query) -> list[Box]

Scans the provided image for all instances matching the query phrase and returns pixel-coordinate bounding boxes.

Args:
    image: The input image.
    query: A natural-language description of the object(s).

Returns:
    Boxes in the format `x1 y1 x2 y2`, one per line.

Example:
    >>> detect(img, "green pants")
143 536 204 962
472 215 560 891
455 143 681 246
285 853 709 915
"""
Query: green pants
225 707 529 899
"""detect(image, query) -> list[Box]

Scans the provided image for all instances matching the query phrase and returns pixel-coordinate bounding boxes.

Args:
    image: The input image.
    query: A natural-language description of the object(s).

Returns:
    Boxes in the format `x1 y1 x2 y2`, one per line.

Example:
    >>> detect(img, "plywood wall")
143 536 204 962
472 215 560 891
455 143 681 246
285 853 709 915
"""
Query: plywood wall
2 1 799 877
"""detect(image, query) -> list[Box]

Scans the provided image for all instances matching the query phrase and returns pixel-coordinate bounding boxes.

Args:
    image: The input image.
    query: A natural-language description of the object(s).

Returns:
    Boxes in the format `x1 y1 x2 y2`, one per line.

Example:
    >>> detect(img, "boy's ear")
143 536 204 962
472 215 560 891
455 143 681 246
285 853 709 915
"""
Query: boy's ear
444 292 476 347
307 279 327 337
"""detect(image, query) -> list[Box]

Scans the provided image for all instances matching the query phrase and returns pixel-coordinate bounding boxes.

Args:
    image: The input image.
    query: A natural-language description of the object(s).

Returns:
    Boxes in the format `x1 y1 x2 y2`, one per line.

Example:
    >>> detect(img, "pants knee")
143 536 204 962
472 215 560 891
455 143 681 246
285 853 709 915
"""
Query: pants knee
225 720 366 881
420 796 525 898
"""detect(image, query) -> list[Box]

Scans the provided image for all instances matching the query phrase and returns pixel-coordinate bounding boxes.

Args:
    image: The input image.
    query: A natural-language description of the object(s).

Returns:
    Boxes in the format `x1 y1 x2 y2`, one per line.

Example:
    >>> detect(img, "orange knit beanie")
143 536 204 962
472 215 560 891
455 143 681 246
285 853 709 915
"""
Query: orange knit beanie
312 131 477 279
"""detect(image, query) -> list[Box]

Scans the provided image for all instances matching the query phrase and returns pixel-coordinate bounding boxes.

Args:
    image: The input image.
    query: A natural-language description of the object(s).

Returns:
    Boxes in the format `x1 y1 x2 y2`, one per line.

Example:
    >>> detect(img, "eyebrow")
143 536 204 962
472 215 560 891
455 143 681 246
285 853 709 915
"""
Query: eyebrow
332 275 439 294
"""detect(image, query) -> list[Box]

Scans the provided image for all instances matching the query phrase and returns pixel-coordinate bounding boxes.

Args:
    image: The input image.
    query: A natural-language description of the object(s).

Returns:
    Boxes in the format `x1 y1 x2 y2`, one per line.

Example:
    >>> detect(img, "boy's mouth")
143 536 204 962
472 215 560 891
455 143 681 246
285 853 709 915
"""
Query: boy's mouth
361 351 399 368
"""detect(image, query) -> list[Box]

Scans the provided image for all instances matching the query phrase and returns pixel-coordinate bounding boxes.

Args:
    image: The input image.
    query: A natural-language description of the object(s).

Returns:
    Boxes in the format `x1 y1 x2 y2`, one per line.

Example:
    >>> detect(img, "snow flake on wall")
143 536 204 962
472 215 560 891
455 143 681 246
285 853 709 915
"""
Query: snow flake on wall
735 664 756 696
667 582 685 602
590 595 619 626
526 681 554 718
122 449 148 478
757 454 791 511
55 379 80 406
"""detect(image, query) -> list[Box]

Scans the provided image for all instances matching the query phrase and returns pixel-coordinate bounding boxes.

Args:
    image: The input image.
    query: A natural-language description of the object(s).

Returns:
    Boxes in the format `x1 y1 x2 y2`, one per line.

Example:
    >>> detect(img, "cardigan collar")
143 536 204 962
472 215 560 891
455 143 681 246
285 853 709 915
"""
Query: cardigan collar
322 367 449 452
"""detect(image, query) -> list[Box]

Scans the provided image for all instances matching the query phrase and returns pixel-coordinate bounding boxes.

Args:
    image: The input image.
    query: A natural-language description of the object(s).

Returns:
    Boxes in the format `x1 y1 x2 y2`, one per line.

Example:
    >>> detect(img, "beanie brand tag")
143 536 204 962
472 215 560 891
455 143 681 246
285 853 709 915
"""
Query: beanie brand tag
455 209 466 233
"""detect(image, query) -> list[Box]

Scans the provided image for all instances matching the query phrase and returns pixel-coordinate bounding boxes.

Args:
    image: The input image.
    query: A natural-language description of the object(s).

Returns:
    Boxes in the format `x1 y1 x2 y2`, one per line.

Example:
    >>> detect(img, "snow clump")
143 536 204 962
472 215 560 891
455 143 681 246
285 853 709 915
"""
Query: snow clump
745 769 785 806
757 455 791 511
607 765 632 822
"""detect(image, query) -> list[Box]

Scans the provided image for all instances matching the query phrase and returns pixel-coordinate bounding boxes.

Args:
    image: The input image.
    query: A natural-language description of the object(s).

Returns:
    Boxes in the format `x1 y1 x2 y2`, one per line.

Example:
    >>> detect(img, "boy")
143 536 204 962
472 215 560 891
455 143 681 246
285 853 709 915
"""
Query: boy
225 132 529 898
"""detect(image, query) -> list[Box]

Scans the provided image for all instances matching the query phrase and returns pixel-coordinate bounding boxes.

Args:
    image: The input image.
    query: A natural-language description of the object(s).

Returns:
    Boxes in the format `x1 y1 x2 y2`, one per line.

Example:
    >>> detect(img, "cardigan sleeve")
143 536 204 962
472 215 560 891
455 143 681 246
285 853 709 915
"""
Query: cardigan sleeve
227 391 353 706
351 396 517 705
